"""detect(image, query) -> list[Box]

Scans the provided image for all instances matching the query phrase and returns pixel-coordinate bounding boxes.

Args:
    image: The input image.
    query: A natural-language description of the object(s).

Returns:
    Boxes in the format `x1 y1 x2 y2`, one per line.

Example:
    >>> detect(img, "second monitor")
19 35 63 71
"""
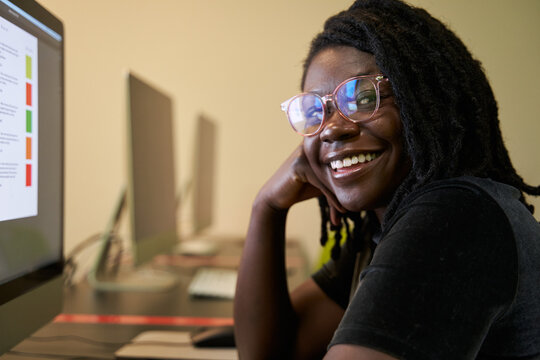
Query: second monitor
88 72 178 291
192 114 217 236
126 72 178 266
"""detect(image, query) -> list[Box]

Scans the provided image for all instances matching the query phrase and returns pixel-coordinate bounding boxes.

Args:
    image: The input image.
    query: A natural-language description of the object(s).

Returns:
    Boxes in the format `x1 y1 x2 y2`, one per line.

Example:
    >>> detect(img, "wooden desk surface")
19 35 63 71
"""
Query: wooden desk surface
1 240 309 359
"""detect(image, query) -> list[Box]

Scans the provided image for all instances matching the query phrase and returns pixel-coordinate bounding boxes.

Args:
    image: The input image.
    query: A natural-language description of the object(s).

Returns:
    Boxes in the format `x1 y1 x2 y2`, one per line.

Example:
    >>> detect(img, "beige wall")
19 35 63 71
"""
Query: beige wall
39 0 540 266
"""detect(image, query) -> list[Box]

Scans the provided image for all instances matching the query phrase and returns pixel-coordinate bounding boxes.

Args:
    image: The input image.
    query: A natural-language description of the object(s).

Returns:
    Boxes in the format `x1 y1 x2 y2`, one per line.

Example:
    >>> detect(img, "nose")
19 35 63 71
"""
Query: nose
319 106 360 143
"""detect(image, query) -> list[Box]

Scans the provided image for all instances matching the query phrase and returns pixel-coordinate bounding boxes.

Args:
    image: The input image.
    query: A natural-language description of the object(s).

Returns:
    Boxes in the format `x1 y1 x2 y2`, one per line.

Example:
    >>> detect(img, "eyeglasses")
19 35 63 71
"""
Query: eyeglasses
280 74 389 136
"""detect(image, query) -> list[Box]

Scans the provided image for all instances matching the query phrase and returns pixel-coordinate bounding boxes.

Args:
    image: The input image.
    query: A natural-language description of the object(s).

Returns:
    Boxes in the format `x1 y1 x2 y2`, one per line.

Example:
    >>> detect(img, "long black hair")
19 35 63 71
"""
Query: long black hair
308 0 540 259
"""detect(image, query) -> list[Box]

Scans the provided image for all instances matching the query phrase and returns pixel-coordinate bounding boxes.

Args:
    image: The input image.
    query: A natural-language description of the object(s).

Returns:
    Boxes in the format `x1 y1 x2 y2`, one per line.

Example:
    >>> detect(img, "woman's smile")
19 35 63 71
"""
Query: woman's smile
325 149 383 185
328 150 381 173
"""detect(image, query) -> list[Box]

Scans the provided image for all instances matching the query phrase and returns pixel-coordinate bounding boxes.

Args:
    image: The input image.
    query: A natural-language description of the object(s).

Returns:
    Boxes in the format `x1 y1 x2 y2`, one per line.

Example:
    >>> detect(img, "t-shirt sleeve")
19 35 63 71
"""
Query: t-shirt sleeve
329 185 518 360
312 237 358 310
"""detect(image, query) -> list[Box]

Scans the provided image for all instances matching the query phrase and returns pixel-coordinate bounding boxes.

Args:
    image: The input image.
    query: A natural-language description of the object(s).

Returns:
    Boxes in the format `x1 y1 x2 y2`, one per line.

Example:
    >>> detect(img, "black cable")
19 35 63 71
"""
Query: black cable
6 335 123 360
63 233 123 287
6 350 113 360
28 335 124 347
64 233 103 264
63 233 102 286
66 188 127 287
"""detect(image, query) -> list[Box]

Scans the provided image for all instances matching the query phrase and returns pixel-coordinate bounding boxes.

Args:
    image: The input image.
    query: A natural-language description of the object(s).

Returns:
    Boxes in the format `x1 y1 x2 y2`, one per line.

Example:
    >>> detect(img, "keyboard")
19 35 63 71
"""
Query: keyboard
188 268 237 299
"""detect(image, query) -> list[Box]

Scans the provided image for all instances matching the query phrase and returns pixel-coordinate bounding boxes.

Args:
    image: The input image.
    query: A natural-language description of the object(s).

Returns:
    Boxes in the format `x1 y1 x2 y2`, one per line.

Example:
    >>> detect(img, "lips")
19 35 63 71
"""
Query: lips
326 150 382 179
329 152 380 171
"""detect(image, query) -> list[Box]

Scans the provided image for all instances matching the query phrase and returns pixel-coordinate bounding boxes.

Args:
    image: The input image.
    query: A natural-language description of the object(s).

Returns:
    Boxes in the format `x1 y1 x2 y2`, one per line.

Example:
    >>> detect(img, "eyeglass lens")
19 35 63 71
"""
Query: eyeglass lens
288 78 378 135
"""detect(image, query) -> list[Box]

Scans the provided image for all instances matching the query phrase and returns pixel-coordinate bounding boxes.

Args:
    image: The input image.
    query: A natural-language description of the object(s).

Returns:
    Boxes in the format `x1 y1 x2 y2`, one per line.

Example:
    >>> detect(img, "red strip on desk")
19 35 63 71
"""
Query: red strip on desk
55 314 234 327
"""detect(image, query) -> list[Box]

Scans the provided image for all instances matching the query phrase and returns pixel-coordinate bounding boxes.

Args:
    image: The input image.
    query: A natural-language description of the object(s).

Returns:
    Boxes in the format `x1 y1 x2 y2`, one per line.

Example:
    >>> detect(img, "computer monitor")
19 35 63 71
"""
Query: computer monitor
175 114 220 256
192 114 217 235
88 72 177 291
0 0 64 353
126 72 178 265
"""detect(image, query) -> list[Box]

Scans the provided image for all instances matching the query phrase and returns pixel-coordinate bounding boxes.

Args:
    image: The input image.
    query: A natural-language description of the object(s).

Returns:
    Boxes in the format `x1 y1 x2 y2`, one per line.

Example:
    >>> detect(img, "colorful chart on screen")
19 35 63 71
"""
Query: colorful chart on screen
0 15 38 222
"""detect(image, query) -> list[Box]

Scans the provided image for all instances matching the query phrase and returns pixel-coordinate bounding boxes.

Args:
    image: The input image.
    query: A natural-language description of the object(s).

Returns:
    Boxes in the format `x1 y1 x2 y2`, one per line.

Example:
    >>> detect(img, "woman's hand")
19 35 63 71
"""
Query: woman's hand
256 144 346 220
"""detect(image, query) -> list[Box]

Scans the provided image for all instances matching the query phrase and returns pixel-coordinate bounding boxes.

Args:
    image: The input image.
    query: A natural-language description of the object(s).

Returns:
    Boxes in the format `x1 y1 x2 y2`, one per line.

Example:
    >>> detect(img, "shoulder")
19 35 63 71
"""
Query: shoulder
328 178 520 358
374 177 519 307
382 177 517 262
387 176 515 232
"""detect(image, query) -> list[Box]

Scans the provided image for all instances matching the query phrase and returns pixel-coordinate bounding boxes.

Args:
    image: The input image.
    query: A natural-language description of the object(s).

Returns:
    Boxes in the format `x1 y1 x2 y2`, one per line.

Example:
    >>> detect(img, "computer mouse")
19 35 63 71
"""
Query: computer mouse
190 326 236 348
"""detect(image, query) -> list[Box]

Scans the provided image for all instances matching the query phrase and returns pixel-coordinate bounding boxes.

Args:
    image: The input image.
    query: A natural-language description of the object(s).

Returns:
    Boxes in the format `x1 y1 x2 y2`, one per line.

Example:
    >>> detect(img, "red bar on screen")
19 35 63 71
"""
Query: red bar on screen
26 83 32 106
26 164 31 186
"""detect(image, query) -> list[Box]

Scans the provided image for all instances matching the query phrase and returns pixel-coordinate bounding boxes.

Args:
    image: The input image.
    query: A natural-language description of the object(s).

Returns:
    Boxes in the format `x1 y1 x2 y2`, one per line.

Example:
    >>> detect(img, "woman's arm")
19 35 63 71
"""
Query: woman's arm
234 146 345 359
234 196 294 358
290 279 346 358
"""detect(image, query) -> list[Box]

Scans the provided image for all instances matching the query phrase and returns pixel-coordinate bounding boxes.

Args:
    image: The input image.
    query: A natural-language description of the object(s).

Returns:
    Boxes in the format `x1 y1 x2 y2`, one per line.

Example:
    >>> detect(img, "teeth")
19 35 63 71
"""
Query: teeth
330 153 379 170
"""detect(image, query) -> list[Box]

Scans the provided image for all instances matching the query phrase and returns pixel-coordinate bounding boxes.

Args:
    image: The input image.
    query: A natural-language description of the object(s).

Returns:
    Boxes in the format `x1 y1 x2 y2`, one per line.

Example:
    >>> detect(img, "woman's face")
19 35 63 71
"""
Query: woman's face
302 46 410 221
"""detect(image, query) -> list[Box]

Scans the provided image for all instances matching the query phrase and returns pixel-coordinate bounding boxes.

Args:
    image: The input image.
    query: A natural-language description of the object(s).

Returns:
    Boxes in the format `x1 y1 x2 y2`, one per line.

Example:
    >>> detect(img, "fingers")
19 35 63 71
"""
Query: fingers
294 146 346 214
257 144 346 214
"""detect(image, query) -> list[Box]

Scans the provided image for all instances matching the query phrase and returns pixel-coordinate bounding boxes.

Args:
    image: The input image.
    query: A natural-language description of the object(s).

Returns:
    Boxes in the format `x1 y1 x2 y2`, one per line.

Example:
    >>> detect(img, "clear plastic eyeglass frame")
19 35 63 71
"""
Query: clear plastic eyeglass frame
280 74 388 136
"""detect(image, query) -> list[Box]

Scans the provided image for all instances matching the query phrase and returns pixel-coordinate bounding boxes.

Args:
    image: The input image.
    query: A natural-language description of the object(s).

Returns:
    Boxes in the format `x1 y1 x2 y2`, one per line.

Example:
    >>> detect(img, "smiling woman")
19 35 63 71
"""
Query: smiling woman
301 47 409 220
233 0 540 359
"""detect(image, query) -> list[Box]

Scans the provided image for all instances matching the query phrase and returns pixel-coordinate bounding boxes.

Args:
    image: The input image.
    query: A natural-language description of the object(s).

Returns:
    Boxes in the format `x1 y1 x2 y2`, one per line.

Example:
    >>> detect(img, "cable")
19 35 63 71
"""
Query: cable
64 233 103 263
5 335 123 360
6 350 114 360
63 233 123 287
66 187 127 287
63 233 102 286
28 335 125 347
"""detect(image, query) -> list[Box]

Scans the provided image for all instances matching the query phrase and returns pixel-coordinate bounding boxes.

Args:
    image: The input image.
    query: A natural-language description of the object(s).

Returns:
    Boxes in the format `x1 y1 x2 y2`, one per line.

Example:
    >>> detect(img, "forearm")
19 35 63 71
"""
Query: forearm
234 198 299 358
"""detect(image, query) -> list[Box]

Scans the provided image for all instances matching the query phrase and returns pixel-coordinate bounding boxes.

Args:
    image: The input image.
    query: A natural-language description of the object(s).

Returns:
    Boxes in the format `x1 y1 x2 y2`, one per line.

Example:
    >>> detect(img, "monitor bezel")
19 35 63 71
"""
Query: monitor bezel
5 0 63 36
0 0 64 306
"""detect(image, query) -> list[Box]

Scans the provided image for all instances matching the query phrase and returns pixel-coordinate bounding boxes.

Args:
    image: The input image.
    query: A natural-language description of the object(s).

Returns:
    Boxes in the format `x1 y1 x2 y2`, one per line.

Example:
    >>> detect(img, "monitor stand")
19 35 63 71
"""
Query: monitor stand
87 189 177 292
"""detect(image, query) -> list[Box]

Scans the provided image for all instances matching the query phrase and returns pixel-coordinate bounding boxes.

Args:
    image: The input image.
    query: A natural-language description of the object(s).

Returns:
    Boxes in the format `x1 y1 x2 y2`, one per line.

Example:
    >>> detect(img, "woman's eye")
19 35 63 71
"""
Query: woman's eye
356 90 377 107
305 107 323 123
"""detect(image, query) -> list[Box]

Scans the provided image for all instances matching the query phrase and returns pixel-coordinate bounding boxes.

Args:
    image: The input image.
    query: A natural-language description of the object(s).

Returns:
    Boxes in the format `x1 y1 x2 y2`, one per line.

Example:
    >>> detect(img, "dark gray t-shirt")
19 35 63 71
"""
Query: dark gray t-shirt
313 177 540 359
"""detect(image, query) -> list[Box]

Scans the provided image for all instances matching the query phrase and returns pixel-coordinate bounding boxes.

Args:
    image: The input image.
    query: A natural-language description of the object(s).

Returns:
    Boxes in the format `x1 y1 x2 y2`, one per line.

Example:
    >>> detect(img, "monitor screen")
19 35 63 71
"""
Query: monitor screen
0 0 64 353
126 72 178 266
87 72 177 292
192 114 217 235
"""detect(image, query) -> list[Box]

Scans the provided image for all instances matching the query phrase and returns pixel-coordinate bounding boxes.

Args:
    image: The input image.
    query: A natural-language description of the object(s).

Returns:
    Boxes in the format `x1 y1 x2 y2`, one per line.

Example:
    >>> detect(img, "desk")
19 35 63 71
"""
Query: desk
1 240 309 359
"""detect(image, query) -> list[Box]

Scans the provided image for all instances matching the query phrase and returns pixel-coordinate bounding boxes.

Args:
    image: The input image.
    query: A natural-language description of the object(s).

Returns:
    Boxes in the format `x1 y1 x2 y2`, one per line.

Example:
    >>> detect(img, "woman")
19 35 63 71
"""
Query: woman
234 0 540 358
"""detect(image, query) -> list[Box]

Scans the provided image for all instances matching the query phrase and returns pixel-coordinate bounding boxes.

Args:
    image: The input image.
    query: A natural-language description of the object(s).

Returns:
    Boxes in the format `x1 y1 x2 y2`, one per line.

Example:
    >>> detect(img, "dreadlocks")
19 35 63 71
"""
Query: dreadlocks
308 0 540 259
